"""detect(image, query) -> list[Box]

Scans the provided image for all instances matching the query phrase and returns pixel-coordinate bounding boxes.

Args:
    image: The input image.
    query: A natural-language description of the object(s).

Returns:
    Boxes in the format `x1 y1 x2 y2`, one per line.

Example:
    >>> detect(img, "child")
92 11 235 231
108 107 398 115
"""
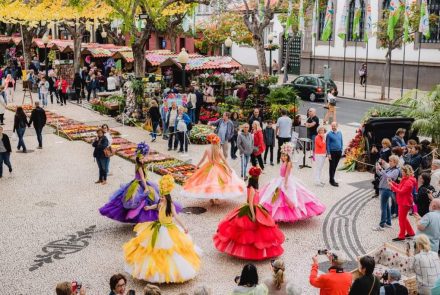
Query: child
263 120 275 166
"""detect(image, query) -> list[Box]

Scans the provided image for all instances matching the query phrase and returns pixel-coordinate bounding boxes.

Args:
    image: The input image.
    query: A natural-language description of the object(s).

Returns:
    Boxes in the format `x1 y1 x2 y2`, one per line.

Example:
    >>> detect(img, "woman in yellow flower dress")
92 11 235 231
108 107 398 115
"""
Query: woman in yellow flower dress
180 133 246 203
123 175 201 283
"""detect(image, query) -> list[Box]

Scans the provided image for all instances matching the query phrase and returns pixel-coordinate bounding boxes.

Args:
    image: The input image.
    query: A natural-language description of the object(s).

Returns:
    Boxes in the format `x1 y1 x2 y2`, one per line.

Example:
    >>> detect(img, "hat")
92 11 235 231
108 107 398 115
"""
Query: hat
136 141 150 156
159 175 175 195
280 142 294 157
249 166 262 178
388 269 401 281
206 133 220 145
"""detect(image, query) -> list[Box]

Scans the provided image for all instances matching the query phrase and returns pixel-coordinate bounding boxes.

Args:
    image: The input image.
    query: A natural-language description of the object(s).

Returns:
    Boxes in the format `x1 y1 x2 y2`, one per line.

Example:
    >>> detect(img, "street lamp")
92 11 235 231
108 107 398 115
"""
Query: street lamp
42 34 50 76
177 48 189 92
224 37 233 56
268 33 274 75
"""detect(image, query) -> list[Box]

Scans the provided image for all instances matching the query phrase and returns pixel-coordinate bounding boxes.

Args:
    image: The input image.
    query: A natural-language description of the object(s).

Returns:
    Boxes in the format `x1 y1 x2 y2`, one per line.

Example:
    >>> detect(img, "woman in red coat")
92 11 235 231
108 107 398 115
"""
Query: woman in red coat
388 164 417 241
56 77 69 106
251 120 266 170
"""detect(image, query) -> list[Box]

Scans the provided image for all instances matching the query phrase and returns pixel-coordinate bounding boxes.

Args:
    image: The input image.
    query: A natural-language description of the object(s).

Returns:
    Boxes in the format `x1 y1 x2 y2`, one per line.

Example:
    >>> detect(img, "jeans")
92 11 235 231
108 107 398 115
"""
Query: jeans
16 128 26 151
35 127 43 147
277 137 291 163
96 157 109 181
264 145 274 163
379 189 393 227
87 89 97 101
151 120 159 139
168 126 178 149
391 194 398 216
397 205 415 239
0 152 12 177
230 134 238 159
188 108 195 123
329 150 342 183
240 154 251 178
177 131 188 152
40 92 48 107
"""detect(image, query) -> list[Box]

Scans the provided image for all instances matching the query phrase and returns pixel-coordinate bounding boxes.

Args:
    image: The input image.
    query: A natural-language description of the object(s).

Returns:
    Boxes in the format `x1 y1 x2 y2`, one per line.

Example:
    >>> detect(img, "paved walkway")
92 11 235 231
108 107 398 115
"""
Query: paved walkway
2 85 417 294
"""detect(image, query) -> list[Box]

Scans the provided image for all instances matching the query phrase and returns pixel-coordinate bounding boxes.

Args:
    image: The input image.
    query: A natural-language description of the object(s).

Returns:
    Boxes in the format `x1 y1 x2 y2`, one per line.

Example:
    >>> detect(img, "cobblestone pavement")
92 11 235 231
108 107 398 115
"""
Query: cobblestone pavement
1 96 416 294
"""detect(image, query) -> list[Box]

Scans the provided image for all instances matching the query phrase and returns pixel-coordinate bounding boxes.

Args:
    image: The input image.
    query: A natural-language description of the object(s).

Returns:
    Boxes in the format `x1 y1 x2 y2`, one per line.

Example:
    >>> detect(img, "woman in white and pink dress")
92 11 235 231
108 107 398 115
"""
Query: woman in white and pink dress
259 142 326 223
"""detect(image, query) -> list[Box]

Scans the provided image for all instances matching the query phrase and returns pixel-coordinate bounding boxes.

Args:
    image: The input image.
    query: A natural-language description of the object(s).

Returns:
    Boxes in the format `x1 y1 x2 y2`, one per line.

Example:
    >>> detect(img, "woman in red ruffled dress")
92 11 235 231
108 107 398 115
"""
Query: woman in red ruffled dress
213 167 285 260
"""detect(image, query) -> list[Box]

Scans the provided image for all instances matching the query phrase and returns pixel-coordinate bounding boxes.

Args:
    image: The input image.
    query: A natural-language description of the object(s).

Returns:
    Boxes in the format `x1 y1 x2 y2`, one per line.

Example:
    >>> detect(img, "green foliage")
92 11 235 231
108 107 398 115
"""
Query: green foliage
266 86 299 105
394 85 440 143
361 106 403 123
224 96 241 106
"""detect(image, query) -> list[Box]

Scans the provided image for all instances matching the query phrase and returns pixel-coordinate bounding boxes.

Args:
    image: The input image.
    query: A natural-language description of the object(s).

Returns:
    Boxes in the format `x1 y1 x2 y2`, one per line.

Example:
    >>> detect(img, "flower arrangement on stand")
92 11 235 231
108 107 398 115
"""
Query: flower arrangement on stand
340 128 366 172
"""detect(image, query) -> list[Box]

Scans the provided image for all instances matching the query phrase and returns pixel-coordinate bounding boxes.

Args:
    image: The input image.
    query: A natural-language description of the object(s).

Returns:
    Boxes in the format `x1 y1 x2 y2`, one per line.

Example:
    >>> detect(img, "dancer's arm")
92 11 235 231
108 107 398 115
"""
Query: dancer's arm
196 150 208 169
172 204 188 233
144 204 158 211
138 166 149 193
248 189 256 222
284 162 292 186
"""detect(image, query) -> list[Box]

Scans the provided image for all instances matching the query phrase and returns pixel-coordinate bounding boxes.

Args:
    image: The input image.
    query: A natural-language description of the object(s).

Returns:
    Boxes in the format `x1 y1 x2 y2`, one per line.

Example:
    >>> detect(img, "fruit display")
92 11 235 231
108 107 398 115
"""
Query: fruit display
189 124 215 145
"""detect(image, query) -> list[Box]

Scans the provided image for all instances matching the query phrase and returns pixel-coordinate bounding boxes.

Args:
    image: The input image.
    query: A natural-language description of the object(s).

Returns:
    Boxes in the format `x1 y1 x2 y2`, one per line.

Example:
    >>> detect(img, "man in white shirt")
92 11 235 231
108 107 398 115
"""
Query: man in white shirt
276 108 292 164
166 102 178 151
431 160 440 193
107 73 117 91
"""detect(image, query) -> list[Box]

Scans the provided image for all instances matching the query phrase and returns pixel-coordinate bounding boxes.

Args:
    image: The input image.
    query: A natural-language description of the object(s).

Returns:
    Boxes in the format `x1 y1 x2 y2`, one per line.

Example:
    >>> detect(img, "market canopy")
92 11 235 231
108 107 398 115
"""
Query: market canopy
112 51 134 63
33 38 73 53
0 35 22 45
159 56 241 71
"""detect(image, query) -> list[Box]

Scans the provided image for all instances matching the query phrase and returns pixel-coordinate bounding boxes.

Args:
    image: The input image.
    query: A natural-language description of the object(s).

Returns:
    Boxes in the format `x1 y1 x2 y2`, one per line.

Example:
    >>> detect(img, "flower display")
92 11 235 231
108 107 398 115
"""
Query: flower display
340 128 365 172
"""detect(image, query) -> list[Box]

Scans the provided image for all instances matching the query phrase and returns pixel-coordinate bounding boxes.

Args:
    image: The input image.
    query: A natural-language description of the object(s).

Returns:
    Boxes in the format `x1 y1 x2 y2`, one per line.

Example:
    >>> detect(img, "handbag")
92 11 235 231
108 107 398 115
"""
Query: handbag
104 146 113 157
367 276 376 295
144 118 153 132
186 100 193 109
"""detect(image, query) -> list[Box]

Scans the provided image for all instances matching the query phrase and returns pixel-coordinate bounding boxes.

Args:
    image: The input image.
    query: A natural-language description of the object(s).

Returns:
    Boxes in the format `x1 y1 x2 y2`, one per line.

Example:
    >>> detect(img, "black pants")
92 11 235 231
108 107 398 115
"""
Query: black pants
59 92 67 105
277 137 291 163
251 154 265 170
49 89 58 104
177 131 188 152
195 105 201 123
0 114 4 124
264 145 274 163
35 127 43 147
230 134 238 159
329 151 342 183
168 126 178 149
75 88 81 102
360 75 366 85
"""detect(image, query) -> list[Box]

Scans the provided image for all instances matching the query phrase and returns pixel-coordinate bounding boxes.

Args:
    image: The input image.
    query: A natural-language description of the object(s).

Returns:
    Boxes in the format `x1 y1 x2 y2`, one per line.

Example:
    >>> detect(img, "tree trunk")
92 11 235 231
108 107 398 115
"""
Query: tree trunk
65 23 85 74
21 26 35 70
170 35 177 53
132 41 146 77
254 35 267 74
283 35 292 83
380 46 392 100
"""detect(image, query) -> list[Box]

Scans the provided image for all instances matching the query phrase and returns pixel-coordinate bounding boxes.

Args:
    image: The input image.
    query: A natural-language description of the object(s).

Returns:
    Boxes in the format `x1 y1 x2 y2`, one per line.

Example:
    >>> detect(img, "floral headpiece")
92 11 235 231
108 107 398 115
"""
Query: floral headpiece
159 174 175 195
249 166 262 178
280 142 294 156
206 133 220 145
136 142 150 157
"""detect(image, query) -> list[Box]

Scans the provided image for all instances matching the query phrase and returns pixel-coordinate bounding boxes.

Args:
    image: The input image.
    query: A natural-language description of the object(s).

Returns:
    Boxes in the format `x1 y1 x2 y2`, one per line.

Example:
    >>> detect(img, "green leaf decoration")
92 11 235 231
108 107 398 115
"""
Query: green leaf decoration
271 188 280 204
238 205 251 218
124 181 139 202
149 221 161 248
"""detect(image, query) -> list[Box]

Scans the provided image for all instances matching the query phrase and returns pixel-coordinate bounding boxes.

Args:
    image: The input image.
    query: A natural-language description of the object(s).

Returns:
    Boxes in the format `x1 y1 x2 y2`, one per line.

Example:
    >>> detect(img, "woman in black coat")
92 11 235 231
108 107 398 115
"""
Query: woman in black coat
72 73 84 104
148 100 161 142
92 128 109 185
416 173 436 217
13 106 29 153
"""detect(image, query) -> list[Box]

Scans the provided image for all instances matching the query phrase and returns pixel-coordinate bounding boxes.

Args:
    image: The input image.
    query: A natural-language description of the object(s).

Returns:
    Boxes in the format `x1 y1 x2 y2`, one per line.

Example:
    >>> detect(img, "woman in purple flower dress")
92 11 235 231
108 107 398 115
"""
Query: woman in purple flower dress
99 142 160 223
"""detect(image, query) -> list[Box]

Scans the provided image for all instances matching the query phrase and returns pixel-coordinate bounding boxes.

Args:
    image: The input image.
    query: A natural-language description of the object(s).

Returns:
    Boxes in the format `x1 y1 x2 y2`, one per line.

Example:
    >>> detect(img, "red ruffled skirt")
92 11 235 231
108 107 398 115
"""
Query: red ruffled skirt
213 204 285 260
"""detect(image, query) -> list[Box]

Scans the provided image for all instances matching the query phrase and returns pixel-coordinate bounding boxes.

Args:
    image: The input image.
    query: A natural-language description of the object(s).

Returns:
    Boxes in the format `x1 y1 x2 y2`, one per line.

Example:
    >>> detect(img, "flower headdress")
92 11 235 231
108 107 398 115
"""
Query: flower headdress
159 174 175 195
206 133 220 145
249 166 262 178
280 142 294 157
136 142 150 157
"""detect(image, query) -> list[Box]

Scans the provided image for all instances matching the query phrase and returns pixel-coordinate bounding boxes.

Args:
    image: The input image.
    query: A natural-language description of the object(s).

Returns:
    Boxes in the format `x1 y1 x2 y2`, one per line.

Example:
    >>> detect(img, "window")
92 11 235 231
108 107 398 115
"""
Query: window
422 0 440 43
294 77 304 84
305 77 318 86
347 0 365 41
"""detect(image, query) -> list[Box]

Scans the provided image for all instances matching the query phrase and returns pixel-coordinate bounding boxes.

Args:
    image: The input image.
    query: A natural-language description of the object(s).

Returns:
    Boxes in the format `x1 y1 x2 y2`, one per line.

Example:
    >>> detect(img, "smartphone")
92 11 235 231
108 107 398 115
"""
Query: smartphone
128 290 136 295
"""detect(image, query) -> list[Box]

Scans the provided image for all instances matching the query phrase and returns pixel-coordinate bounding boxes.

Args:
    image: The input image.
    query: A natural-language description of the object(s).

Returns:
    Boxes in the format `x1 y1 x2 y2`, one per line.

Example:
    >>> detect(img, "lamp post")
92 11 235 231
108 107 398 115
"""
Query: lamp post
101 30 107 44
42 34 49 76
177 48 189 92
268 33 274 75
224 37 233 56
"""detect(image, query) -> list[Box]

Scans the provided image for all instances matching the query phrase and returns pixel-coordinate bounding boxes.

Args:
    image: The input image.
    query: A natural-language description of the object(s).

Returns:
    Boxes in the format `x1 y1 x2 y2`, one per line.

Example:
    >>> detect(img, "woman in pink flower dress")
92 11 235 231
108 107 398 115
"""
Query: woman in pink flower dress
259 142 326 223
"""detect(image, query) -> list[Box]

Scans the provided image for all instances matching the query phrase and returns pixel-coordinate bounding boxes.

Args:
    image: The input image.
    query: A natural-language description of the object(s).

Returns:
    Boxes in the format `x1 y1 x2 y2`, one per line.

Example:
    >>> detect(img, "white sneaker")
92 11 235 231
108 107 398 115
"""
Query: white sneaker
384 224 392 228
372 226 385 231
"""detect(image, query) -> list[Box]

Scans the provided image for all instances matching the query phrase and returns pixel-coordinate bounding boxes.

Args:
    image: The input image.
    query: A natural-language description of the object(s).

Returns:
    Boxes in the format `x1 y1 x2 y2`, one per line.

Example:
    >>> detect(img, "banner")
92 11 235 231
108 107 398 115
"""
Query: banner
387 0 402 40
321 0 334 41
364 0 373 42
353 0 362 39
419 0 431 38
337 0 350 40
285 0 293 37
311 0 319 38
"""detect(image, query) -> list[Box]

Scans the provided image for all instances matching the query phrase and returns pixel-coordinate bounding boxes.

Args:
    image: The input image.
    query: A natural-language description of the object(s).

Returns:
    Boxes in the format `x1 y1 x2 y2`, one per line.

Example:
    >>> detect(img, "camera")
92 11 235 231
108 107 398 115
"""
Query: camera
381 271 388 281
71 281 82 294
234 276 241 284
317 249 328 255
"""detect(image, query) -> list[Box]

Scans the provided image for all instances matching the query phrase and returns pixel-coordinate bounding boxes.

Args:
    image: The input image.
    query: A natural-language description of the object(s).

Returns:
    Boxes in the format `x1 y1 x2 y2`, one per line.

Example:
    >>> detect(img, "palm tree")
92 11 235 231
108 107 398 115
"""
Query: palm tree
394 85 440 144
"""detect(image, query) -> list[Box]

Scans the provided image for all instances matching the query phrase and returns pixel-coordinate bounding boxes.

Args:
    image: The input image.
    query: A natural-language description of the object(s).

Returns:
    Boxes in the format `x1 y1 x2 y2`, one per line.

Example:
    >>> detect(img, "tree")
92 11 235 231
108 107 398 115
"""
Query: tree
0 0 113 72
195 11 253 55
242 0 283 74
105 0 209 77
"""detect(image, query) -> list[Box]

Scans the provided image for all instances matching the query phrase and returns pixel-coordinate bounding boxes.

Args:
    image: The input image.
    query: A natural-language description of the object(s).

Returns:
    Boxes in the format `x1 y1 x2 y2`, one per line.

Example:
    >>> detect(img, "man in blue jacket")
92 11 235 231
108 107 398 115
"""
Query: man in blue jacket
326 122 343 187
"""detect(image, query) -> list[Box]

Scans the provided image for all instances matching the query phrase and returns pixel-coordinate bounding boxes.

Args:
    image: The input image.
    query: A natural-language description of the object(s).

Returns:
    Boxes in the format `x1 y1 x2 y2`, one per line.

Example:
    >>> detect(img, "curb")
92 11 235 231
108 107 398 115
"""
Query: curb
337 95 396 106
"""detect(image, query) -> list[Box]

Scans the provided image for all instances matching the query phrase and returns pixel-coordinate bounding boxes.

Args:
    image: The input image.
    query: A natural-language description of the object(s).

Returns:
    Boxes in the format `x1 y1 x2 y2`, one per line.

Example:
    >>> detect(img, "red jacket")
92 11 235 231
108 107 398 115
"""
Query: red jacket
390 176 417 207
309 264 353 295
56 79 68 94
253 130 265 156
